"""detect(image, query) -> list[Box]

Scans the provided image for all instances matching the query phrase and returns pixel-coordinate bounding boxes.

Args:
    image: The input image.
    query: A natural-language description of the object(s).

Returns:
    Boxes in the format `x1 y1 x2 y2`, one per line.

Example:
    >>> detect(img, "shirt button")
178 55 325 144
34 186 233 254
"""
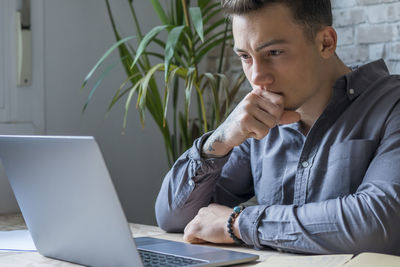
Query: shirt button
302 161 309 168
188 180 195 186
349 88 355 95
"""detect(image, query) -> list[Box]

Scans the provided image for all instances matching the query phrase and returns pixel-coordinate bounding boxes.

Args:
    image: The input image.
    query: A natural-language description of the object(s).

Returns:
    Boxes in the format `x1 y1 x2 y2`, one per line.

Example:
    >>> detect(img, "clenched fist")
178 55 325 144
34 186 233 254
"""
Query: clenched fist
202 88 300 157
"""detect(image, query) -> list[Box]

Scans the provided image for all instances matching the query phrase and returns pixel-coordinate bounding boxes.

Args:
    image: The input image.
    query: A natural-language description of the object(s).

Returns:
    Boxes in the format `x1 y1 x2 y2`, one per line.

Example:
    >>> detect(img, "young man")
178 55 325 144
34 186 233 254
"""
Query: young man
155 0 400 255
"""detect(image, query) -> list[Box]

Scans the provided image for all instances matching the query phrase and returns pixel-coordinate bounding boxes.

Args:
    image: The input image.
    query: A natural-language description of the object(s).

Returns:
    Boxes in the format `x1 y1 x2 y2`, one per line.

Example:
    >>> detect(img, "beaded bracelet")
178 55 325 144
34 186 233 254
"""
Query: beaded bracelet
227 206 245 244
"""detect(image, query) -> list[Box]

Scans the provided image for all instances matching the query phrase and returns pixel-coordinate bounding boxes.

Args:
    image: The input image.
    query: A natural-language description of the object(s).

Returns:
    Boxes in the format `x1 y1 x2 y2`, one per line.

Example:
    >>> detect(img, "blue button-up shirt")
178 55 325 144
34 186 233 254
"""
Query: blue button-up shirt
155 59 400 255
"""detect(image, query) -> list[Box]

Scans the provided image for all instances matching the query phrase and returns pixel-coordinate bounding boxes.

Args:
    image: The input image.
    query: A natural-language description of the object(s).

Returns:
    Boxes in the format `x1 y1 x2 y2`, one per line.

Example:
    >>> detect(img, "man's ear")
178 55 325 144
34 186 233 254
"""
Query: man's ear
315 26 337 59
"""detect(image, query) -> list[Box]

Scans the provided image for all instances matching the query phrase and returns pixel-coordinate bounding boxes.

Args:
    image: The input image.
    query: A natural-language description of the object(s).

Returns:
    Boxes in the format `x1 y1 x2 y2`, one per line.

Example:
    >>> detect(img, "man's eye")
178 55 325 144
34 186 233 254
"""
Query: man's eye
269 50 283 56
239 54 251 61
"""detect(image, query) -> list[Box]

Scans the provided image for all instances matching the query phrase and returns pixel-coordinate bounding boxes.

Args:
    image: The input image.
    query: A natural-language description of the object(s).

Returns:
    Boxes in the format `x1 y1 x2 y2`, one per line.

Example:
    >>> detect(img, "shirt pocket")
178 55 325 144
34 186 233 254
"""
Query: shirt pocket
311 139 377 199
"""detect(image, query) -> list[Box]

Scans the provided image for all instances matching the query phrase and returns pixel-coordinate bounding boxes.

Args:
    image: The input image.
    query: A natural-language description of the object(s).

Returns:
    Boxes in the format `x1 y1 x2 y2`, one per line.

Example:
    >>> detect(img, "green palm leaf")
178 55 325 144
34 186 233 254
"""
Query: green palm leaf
150 0 169 25
131 25 169 70
83 62 118 113
198 0 212 10
184 67 196 126
123 79 143 129
163 67 181 126
138 63 164 111
189 7 204 42
200 2 219 17
81 36 134 90
203 73 220 124
108 72 143 112
195 35 232 63
82 0 239 166
165 25 185 81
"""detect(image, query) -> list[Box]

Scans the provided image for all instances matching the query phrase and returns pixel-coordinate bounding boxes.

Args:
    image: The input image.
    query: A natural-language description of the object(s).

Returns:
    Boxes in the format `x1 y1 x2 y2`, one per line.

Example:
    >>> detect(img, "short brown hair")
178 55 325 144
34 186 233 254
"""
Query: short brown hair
221 0 333 40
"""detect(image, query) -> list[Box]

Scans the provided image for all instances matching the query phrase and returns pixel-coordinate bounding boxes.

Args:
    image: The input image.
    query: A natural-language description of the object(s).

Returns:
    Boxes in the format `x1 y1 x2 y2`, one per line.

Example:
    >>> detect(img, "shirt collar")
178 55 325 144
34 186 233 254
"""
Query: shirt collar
280 59 390 132
338 59 390 101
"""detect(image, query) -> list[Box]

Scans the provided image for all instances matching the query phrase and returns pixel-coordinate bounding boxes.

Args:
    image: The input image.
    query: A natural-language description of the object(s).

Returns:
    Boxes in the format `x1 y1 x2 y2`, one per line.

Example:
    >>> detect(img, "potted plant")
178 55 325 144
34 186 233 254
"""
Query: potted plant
81 0 245 167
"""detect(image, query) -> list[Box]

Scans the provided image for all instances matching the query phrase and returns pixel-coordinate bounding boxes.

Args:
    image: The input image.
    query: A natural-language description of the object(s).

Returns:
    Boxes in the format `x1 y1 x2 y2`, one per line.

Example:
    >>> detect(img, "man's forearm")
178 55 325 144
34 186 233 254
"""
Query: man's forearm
201 127 233 158
156 132 233 232
238 188 400 254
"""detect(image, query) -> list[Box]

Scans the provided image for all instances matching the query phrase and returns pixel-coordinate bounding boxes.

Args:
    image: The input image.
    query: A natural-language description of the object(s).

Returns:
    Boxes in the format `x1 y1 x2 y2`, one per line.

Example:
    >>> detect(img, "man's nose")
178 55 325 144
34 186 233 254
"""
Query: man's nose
251 61 274 88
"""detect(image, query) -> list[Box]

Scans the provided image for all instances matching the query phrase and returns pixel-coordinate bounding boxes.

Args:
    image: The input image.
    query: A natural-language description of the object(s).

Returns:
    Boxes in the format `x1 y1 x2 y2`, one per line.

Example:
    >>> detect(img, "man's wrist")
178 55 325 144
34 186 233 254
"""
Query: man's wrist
201 141 232 158
227 206 245 244
201 131 232 158
233 213 241 239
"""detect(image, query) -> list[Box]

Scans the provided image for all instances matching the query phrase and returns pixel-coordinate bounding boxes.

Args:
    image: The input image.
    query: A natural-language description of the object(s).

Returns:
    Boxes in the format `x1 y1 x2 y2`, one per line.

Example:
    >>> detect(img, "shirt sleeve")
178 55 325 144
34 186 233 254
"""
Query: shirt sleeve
238 102 400 255
155 131 254 232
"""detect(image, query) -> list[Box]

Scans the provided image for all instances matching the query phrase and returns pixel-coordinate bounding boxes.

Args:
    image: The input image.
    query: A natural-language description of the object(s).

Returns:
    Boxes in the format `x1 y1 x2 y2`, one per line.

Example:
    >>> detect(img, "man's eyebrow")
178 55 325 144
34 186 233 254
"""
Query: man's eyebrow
255 39 288 52
233 39 288 53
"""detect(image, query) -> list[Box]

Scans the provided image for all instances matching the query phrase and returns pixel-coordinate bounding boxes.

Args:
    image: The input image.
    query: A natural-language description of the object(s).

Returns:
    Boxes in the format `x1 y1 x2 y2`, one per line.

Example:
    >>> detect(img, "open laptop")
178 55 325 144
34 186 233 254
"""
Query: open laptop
0 135 259 267
0 166 19 214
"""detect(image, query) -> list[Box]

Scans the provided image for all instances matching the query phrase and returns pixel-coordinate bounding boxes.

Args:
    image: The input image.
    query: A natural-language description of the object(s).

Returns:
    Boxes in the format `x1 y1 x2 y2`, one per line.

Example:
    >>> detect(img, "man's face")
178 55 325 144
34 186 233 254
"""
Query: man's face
232 4 325 111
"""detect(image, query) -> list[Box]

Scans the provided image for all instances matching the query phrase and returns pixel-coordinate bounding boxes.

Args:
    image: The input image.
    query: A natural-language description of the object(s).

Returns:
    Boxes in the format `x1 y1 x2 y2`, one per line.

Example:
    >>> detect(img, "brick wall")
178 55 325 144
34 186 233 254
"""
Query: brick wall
332 0 400 74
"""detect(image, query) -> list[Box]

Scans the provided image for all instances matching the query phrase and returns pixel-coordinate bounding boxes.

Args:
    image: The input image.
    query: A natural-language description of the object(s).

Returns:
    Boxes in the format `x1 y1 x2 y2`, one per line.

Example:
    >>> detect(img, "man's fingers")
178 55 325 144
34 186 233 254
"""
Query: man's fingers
250 110 300 138
254 90 300 125
183 231 206 244
257 88 284 108
246 118 270 140
187 236 206 244
244 108 276 131
251 91 284 119
184 218 206 244
279 110 301 125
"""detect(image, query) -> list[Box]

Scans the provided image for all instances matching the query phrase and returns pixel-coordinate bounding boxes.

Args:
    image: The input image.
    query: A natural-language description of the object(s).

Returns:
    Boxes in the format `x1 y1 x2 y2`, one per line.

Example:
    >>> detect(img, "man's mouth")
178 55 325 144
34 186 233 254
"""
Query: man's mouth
267 89 283 96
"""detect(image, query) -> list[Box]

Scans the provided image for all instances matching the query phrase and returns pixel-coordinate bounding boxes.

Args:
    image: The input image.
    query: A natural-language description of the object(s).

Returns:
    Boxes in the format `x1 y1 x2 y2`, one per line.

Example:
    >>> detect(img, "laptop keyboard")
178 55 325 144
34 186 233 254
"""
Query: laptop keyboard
138 249 207 267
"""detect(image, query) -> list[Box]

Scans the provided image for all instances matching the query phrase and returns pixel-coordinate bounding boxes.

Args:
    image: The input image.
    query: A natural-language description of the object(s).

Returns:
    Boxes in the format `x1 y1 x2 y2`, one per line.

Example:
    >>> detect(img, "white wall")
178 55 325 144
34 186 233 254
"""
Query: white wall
0 0 45 213
43 0 168 225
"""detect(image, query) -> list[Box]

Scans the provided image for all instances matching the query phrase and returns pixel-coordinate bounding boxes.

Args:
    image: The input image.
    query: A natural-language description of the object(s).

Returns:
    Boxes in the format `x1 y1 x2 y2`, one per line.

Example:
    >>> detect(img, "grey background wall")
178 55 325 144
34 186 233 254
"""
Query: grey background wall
43 0 168 225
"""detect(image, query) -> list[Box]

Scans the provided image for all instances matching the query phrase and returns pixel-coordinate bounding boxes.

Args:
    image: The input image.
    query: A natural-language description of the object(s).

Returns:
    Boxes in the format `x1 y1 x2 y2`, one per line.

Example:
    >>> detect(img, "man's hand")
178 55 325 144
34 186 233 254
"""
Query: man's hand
202 89 300 158
183 204 238 244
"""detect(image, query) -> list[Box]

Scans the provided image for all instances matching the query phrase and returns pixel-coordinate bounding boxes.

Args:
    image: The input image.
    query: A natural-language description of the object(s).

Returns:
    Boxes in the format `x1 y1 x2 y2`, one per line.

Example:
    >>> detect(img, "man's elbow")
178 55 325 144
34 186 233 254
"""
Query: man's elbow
336 224 400 255
354 232 400 255
155 198 188 232
155 209 187 232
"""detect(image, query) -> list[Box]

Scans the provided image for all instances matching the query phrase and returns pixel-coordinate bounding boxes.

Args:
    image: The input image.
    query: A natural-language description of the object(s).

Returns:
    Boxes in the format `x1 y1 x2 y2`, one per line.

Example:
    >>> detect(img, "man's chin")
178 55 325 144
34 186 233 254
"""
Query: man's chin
284 105 300 112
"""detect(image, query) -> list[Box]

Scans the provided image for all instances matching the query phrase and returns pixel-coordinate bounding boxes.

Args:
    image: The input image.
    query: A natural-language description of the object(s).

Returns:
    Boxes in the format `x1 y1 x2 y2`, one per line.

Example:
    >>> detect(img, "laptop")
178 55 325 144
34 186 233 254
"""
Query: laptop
0 135 259 267
0 165 19 214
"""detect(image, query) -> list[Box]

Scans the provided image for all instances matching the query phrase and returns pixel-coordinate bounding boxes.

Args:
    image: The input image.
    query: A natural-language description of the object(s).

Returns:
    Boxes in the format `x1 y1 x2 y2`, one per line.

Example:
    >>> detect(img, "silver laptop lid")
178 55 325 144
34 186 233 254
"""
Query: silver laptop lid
0 135 143 267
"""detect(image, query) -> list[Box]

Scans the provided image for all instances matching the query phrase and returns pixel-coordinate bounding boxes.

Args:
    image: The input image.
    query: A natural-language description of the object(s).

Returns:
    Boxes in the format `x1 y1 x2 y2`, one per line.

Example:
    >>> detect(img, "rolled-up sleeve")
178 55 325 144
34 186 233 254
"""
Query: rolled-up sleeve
155 132 253 232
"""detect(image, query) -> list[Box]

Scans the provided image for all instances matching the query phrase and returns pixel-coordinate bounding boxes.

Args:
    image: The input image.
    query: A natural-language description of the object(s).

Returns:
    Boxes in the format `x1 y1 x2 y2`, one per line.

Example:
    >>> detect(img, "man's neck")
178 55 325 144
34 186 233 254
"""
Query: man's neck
298 57 351 136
